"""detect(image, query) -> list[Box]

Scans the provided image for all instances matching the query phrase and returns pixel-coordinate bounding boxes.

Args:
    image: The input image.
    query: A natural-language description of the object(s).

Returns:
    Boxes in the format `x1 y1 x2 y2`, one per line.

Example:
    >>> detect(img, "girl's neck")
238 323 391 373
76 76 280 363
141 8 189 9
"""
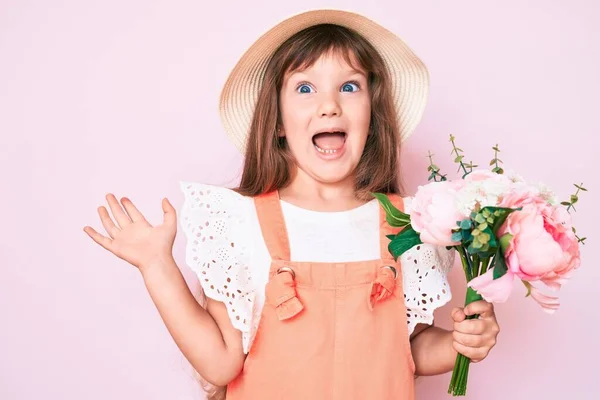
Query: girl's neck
278 172 366 212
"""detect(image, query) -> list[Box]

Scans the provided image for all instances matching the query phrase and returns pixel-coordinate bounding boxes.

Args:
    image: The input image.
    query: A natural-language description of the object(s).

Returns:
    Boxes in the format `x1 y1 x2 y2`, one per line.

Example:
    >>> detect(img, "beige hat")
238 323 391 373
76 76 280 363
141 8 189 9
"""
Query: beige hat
218 8 430 153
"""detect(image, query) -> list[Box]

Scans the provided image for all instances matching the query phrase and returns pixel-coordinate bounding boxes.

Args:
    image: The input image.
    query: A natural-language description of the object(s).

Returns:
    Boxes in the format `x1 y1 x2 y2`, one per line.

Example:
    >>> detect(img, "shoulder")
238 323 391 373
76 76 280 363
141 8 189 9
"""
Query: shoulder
178 182 260 247
179 182 253 220
178 182 260 352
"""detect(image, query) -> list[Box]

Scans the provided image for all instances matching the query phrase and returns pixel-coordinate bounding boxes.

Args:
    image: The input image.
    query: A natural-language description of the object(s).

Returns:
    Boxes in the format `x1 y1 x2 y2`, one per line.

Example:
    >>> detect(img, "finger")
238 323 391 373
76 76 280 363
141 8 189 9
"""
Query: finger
98 206 119 238
162 198 177 228
121 197 146 223
106 193 132 229
83 226 113 252
452 341 487 363
454 319 486 335
451 307 466 322
464 300 495 318
453 331 483 348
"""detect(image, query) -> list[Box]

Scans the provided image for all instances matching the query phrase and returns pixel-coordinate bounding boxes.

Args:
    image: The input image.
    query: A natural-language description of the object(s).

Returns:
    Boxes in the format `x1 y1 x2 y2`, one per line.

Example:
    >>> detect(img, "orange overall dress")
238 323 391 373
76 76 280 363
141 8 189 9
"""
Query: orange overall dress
226 191 416 399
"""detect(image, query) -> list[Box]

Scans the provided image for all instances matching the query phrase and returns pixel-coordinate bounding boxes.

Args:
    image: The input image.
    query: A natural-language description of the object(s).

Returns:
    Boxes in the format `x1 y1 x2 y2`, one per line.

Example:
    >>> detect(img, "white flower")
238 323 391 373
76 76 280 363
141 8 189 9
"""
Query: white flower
504 169 526 184
456 169 515 214
535 182 558 205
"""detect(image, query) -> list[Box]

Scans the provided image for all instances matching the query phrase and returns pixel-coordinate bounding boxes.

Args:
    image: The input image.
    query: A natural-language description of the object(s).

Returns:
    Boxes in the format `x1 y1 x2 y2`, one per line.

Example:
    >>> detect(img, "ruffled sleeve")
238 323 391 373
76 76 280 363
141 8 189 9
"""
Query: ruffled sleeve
178 181 257 353
401 196 455 336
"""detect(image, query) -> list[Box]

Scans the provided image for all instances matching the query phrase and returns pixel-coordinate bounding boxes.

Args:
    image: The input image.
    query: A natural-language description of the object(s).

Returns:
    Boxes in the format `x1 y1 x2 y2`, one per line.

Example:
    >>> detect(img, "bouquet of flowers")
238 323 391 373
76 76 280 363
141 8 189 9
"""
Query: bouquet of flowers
374 135 586 396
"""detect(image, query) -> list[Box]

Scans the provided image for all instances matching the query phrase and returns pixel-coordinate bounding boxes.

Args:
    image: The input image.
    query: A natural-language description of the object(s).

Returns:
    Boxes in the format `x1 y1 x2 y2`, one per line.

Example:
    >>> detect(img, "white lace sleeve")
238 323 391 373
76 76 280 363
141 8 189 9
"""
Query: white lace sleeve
178 181 256 353
401 197 455 336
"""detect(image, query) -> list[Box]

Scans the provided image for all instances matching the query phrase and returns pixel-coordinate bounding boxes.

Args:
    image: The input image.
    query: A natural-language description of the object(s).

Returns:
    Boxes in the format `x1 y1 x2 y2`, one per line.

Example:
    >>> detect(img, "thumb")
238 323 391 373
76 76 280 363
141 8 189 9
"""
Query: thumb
162 198 177 228
451 307 466 322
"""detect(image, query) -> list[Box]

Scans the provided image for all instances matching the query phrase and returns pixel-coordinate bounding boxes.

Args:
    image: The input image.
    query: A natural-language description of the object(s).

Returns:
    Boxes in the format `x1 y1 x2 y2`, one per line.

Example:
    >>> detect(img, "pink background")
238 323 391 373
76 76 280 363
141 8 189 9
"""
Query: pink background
1 0 597 399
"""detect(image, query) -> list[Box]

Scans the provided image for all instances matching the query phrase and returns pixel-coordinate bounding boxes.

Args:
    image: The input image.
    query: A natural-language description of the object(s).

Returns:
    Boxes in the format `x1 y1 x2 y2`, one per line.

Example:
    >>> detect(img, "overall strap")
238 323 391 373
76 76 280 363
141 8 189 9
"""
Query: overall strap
378 194 405 261
253 191 291 261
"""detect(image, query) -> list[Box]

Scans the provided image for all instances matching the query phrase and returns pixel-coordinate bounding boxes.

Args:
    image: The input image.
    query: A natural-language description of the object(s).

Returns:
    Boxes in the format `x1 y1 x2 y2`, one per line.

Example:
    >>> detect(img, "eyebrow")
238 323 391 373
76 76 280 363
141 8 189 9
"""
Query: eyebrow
286 68 367 82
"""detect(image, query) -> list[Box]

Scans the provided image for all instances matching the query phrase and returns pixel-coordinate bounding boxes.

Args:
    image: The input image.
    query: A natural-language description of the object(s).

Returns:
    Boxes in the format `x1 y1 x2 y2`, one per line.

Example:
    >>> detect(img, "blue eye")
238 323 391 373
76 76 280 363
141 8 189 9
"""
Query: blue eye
341 82 359 92
297 84 314 94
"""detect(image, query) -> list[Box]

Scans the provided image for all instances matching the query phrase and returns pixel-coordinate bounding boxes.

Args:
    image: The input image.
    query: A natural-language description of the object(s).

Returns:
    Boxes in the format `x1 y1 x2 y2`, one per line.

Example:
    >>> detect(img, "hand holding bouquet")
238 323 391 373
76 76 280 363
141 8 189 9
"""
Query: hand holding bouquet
374 135 586 396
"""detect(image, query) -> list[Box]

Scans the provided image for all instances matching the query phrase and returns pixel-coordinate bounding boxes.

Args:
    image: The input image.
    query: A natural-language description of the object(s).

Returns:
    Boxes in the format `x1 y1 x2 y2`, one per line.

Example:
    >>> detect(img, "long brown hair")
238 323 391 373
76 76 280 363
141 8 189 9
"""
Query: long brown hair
236 23 405 200
198 23 406 400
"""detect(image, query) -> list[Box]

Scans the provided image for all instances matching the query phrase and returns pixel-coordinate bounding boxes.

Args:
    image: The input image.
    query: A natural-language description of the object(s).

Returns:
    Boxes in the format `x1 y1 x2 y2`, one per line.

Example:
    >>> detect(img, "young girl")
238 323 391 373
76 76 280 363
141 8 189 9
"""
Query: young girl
84 9 500 400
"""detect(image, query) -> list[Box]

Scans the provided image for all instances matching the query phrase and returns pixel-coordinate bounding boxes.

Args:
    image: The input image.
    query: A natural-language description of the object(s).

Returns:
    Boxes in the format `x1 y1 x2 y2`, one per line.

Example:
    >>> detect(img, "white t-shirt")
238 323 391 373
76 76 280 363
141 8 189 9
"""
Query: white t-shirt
178 182 455 354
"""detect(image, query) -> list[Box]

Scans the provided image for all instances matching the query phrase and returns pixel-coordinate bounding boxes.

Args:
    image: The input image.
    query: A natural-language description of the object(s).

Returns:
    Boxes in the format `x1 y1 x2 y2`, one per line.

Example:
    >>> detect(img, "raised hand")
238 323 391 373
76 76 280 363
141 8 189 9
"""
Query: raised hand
83 194 177 272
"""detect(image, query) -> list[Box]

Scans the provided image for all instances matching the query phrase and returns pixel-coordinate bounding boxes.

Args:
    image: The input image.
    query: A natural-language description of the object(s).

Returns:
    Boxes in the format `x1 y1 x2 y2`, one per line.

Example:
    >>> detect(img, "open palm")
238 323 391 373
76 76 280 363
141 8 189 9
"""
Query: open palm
83 193 177 270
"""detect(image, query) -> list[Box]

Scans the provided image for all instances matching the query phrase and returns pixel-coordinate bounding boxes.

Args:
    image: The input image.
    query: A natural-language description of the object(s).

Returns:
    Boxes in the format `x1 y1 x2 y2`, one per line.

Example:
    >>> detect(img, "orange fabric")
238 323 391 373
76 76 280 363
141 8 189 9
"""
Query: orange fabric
226 192 416 400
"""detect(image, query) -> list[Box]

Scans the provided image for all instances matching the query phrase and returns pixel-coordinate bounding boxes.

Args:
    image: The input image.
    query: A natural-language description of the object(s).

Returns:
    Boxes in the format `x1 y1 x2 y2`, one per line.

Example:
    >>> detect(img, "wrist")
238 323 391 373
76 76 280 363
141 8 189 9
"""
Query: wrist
139 253 176 276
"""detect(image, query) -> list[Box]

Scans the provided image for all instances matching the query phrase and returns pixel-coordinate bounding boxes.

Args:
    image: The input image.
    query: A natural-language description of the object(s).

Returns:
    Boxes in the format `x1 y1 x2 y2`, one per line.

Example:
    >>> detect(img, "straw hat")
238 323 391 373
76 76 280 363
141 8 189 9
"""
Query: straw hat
218 8 430 154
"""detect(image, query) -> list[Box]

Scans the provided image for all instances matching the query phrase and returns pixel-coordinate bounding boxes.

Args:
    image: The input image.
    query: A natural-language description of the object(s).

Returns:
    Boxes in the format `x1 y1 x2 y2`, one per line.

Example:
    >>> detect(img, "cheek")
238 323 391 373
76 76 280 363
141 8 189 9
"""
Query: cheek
349 96 371 129
281 101 312 134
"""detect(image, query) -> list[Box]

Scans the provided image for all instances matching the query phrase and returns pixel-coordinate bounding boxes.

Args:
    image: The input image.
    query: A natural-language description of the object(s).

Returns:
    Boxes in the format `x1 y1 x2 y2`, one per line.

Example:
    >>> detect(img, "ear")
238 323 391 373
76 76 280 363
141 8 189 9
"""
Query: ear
277 126 285 137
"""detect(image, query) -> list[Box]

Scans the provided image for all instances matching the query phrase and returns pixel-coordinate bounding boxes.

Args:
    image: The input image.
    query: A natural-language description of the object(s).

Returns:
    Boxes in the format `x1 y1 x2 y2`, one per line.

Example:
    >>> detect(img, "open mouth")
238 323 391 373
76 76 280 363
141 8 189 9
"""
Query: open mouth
312 131 347 154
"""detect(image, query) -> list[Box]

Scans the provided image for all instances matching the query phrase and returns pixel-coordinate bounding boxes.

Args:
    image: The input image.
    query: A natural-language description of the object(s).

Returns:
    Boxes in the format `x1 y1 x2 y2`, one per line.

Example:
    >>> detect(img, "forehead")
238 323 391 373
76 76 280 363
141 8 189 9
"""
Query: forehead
284 47 366 78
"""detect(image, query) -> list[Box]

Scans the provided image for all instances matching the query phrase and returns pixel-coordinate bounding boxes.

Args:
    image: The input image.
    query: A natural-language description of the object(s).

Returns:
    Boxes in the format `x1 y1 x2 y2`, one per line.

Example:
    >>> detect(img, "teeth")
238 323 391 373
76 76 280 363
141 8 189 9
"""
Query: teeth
314 145 338 154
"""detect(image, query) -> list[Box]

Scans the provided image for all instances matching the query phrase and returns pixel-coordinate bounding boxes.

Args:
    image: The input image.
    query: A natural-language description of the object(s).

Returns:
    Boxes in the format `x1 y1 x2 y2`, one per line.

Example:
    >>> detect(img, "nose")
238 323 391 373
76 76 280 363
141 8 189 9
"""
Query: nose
317 92 342 118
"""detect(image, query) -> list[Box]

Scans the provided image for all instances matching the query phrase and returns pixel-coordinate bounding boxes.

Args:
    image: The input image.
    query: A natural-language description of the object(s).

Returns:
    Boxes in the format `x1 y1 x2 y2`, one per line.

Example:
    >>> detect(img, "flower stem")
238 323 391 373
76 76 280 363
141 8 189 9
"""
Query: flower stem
457 246 473 280
448 249 483 396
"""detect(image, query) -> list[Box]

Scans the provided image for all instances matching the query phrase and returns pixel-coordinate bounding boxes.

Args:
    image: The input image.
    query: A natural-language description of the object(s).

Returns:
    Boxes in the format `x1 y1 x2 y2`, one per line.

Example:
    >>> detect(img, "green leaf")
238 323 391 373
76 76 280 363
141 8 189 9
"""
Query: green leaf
499 233 513 252
388 226 422 260
561 201 571 206
454 155 464 163
489 159 496 166
486 229 498 249
459 219 472 229
462 229 473 243
481 206 521 234
451 231 462 242
371 193 410 227
570 194 579 203
574 184 588 191
493 247 508 280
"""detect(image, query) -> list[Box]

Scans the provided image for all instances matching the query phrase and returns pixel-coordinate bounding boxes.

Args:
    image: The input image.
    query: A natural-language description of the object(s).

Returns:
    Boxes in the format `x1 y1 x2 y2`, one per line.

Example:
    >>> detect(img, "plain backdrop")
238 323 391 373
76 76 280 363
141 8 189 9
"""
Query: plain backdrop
1 0 598 399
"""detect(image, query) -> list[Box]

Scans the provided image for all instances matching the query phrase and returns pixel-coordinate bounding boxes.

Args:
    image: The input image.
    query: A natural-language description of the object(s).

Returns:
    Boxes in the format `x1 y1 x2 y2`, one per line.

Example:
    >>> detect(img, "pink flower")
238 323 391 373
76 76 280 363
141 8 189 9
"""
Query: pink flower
499 184 547 209
529 286 560 314
410 180 467 246
502 203 580 281
467 268 515 303
468 201 581 311
464 169 508 183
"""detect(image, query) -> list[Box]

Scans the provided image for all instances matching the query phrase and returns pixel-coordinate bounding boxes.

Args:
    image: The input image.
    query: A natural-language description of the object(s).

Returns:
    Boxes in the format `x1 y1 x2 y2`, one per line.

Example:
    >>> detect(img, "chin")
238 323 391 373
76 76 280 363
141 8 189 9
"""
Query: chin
304 164 356 185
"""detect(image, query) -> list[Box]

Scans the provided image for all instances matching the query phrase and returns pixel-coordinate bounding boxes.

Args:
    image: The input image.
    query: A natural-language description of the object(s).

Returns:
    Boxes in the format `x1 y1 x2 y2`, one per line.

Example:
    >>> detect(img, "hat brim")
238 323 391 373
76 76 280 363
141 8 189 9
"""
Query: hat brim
219 8 430 153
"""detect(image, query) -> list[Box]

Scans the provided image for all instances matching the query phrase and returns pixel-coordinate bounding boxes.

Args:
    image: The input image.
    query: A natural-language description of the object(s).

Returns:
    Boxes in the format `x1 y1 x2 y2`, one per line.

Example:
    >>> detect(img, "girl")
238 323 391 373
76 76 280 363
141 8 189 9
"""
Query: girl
84 9 500 400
